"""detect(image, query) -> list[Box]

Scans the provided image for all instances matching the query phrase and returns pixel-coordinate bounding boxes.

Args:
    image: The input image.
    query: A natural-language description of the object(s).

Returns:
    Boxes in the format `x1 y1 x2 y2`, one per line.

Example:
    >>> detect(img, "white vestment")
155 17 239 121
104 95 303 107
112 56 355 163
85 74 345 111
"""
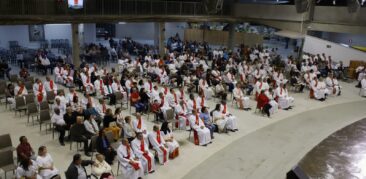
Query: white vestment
189 114 211 146
117 144 144 179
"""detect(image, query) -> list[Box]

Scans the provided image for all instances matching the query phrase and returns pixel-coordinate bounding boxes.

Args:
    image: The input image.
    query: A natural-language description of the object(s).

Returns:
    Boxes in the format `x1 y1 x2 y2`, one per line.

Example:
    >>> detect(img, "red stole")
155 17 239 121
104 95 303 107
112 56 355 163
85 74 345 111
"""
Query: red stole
164 87 168 95
137 117 142 129
149 82 152 92
222 104 227 114
140 140 152 171
49 80 54 90
240 74 244 82
200 96 205 108
195 114 200 125
259 82 263 89
37 83 44 102
100 80 104 95
173 93 178 104
18 85 24 95
86 76 90 84
193 100 197 111
156 131 167 163
280 88 283 95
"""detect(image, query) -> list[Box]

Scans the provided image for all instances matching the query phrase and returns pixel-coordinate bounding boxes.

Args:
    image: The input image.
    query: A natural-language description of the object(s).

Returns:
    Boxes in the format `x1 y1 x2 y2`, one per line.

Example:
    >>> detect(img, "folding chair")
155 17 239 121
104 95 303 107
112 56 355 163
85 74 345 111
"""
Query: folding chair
0 134 16 153
0 150 17 179
15 96 27 117
27 103 39 125
39 110 52 133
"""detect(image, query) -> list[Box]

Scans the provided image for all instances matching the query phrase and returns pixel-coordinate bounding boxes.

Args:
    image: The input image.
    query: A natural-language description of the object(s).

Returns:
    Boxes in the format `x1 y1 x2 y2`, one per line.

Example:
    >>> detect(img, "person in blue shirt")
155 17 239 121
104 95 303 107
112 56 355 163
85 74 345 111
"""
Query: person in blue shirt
199 107 215 139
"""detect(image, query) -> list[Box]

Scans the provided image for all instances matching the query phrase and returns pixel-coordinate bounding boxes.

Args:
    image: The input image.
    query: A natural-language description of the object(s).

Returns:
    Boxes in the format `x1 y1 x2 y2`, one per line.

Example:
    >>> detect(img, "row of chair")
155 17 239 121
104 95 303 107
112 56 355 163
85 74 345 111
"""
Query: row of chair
0 134 17 179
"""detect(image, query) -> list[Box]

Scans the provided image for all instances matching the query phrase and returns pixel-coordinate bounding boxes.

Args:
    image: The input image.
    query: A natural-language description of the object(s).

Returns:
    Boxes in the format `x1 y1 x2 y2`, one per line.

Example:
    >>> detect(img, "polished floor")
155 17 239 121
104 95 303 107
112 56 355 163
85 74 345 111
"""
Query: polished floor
0 71 365 179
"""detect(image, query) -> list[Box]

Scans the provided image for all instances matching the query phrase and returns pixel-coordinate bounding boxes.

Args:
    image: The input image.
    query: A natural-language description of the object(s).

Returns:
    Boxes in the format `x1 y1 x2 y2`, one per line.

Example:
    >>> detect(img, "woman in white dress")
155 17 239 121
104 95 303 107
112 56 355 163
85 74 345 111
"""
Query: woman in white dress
16 158 42 179
36 146 60 179
160 122 180 159
212 104 238 132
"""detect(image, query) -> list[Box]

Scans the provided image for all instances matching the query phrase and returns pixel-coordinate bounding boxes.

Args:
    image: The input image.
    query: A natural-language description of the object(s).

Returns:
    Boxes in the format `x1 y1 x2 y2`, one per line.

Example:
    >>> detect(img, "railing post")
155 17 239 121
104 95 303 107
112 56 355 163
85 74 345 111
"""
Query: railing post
119 0 121 15
165 1 167 15
21 0 25 15
44 0 47 15
194 2 196 16
150 0 153 15
180 2 182 15
102 0 105 15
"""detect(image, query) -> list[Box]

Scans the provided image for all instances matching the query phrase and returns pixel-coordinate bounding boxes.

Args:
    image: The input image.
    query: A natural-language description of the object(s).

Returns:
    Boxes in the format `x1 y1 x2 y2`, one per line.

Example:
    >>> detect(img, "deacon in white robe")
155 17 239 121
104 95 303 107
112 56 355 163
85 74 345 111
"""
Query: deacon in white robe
148 126 169 165
131 133 156 173
117 139 144 179
189 110 212 146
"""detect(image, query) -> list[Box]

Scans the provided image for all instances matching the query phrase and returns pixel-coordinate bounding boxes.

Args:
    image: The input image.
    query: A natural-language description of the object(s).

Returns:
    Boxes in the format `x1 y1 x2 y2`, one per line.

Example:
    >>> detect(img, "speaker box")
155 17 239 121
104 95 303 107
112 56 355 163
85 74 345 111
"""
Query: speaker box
347 0 360 13
295 0 309 13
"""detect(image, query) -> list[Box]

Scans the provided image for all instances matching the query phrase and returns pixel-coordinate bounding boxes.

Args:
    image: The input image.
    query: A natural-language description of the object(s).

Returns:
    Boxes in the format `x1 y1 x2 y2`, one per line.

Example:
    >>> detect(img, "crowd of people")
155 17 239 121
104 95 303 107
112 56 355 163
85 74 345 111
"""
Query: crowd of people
6 33 364 179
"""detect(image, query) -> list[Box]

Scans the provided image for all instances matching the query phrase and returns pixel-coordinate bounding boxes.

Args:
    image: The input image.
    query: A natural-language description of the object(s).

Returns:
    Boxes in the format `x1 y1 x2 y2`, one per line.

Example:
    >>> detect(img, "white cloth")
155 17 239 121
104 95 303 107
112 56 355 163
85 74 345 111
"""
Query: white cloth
51 113 66 126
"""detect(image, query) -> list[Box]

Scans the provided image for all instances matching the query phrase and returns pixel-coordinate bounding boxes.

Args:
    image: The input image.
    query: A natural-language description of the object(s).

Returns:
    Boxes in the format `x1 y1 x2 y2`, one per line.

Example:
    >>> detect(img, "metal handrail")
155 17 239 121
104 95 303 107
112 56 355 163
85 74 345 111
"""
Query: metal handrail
0 0 227 16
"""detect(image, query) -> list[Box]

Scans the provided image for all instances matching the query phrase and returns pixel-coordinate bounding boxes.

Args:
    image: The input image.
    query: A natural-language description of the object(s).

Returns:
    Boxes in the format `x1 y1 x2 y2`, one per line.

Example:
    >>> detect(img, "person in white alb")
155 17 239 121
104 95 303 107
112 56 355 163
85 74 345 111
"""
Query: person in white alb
213 104 238 132
265 88 278 114
233 83 251 110
51 108 66 146
44 76 57 94
199 78 213 99
117 138 144 179
148 125 169 165
81 70 94 95
94 76 105 99
189 110 212 146
160 121 180 159
325 73 341 96
131 133 156 174
54 65 64 83
311 77 329 101
254 78 269 100
187 94 198 114
33 79 46 103
196 91 207 110
274 83 294 110
132 113 149 140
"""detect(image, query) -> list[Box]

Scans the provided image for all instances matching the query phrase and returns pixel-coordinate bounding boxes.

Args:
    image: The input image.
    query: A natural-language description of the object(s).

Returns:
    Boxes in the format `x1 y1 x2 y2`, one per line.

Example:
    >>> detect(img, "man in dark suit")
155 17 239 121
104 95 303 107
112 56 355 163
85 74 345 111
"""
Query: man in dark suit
65 154 94 179
70 117 94 156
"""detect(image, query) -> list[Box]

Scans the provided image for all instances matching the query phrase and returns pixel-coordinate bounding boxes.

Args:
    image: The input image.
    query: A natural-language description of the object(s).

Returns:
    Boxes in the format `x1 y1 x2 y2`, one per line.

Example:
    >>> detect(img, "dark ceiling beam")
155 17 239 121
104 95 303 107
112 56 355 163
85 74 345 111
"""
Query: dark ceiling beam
0 15 238 25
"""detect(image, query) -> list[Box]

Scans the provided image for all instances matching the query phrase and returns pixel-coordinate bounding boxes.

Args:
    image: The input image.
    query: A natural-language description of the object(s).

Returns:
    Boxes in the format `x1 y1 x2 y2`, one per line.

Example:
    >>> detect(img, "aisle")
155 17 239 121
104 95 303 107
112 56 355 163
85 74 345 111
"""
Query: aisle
183 100 366 179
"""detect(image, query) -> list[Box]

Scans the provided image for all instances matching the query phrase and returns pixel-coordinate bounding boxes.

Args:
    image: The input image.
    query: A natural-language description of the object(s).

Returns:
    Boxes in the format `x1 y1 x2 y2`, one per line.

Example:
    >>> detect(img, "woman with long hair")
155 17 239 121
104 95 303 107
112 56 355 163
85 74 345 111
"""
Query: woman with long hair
16 158 41 179
160 121 180 159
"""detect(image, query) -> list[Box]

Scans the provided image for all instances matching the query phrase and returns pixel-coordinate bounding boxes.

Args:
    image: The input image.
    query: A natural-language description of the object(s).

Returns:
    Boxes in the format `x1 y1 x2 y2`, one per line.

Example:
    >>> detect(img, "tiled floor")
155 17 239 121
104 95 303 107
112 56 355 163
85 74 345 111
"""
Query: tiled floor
0 65 364 179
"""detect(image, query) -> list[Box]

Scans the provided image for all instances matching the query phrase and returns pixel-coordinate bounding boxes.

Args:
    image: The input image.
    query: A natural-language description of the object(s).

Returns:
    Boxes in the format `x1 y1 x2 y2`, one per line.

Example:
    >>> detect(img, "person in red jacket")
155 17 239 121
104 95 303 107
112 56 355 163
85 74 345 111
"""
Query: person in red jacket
257 90 272 117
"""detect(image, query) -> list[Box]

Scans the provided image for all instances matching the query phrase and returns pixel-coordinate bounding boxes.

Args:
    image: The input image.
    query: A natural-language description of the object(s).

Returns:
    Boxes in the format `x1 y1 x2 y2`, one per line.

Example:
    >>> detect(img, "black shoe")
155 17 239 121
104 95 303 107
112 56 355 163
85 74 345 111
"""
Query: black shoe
85 152 92 157
60 142 65 146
